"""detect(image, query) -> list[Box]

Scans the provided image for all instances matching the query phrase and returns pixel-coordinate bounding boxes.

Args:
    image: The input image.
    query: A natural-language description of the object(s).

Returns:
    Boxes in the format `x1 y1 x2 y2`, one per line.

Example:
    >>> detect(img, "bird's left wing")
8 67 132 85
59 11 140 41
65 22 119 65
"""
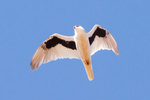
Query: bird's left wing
88 24 119 56
30 33 80 70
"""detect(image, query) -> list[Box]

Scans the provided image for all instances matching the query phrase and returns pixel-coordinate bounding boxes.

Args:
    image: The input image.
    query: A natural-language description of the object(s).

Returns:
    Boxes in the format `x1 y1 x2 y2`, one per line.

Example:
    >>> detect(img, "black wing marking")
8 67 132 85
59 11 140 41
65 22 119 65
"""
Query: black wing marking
89 27 106 45
43 36 77 50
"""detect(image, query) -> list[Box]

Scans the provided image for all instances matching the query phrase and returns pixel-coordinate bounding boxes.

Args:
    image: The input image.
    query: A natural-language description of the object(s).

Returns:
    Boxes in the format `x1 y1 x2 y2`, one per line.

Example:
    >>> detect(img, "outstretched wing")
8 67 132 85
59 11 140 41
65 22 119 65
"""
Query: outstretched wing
30 33 80 70
88 24 119 56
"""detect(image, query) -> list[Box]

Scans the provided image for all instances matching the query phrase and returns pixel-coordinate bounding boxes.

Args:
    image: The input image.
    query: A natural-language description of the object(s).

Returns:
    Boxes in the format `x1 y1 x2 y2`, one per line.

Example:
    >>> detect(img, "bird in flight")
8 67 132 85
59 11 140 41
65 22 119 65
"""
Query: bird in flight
30 24 119 81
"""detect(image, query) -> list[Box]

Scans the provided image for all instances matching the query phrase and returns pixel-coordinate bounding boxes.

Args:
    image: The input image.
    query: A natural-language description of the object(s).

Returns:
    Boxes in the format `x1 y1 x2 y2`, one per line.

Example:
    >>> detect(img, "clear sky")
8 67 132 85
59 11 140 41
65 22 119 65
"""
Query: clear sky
0 0 150 100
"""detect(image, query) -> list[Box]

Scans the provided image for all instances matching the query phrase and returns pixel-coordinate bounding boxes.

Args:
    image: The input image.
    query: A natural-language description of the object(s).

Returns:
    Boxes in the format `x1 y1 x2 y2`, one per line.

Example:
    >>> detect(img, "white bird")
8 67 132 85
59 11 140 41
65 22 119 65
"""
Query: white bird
30 24 119 81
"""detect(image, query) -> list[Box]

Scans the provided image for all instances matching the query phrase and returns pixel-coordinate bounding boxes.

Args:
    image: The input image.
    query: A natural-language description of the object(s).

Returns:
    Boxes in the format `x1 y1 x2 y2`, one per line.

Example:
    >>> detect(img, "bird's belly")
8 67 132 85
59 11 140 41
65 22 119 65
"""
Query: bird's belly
75 34 91 63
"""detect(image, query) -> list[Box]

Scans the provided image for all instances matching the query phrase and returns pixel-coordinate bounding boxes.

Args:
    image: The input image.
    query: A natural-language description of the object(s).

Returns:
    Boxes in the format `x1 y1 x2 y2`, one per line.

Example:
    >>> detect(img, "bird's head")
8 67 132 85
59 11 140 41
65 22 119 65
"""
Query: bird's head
74 25 86 35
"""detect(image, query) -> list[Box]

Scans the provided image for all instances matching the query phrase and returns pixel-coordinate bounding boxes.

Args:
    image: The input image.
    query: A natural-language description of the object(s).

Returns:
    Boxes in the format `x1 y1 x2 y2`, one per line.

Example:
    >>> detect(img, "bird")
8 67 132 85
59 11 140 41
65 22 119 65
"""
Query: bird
30 24 119 81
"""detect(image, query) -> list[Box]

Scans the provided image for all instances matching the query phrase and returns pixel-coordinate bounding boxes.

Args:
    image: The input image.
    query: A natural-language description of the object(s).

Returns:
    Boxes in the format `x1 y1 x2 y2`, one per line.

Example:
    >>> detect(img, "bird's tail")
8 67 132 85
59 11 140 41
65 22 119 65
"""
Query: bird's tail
82 60 94 81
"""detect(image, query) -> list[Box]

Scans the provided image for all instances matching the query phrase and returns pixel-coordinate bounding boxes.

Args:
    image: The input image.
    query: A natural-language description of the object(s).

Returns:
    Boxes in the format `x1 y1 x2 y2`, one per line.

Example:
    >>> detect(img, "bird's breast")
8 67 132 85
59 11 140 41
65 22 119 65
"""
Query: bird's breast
74 33 91 61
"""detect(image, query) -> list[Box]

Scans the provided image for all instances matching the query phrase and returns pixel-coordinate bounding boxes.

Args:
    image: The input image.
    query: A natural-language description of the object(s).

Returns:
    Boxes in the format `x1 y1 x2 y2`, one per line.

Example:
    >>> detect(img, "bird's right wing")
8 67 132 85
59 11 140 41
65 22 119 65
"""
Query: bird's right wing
88 24 119 56
30 33 80 70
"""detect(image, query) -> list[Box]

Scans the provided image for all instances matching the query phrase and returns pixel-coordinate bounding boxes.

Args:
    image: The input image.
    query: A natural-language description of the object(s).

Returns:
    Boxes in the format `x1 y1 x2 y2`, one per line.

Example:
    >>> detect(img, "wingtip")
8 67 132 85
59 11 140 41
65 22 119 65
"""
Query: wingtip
115 50 119 55
30 63 40 71
30 61 38 71
30 64 35 71
31 66 35 71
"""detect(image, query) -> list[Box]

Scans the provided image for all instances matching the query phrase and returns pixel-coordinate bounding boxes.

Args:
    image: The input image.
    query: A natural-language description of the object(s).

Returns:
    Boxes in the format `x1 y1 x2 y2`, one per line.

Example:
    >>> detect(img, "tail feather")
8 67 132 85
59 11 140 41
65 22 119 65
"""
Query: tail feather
82 61 94 81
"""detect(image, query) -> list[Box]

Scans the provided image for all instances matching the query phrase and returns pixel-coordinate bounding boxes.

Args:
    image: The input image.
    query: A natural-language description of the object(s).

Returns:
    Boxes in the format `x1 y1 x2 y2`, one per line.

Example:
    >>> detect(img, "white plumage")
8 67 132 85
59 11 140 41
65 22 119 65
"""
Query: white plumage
88 25 119 55
30 24 119 81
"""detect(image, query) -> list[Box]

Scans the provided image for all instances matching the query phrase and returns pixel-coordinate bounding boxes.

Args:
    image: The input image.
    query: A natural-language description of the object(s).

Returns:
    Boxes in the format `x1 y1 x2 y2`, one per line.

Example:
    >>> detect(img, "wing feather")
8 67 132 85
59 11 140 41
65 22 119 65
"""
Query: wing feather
88 24 119 55
30 33 80 70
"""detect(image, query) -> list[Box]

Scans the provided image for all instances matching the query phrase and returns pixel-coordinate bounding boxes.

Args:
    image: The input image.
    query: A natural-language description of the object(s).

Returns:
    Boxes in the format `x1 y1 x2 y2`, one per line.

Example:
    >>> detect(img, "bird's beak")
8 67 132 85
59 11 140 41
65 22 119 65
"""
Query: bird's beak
74 25 80 29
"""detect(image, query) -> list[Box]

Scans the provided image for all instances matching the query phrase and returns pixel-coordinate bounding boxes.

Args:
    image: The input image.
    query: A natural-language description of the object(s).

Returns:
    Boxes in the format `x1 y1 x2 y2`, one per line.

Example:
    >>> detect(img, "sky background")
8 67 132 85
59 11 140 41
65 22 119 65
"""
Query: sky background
0 0 150 100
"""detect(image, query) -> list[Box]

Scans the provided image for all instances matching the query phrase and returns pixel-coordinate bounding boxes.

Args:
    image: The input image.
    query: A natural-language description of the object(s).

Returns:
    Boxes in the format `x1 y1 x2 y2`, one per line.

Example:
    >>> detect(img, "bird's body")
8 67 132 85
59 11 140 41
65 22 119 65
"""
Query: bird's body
74 26 93 80
30 24 119 81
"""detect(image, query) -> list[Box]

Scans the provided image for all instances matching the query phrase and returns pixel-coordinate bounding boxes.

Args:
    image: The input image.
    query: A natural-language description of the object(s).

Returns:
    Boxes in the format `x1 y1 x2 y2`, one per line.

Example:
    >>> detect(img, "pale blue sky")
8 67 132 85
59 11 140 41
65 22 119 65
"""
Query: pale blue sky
0 0 150 100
